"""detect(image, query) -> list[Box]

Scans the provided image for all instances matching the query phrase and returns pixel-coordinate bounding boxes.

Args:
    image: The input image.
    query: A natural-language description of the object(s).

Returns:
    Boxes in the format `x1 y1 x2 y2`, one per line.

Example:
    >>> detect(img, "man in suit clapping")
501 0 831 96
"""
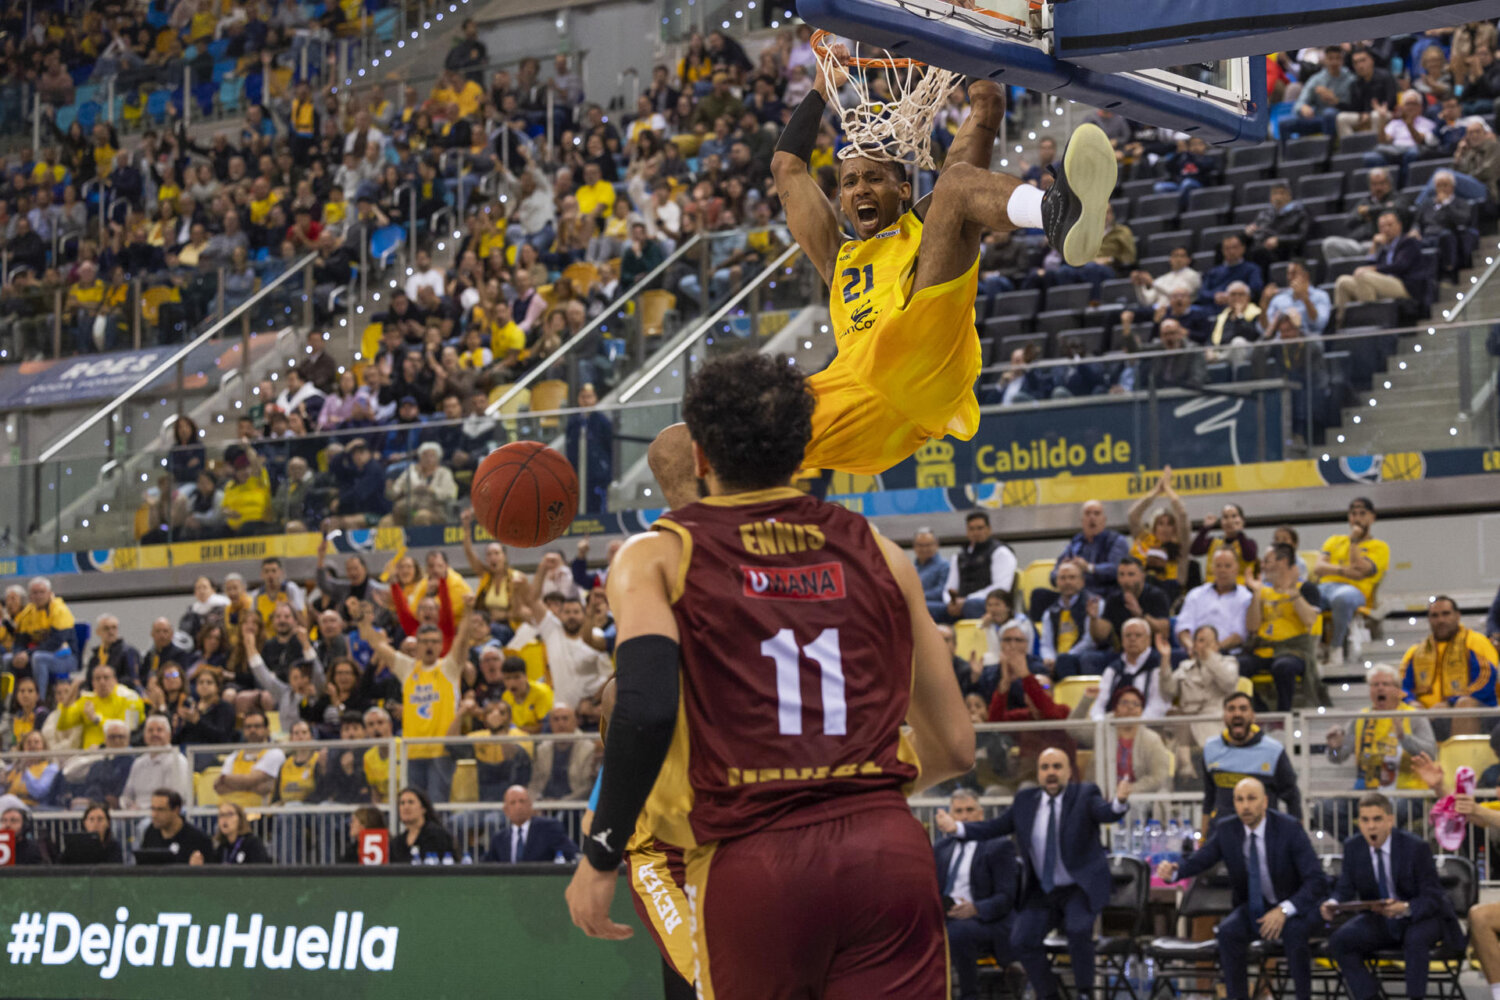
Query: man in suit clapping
1321 790 1465 1000
936 747 1132 1000
1157 777 1325 1000
934 789 1022 1000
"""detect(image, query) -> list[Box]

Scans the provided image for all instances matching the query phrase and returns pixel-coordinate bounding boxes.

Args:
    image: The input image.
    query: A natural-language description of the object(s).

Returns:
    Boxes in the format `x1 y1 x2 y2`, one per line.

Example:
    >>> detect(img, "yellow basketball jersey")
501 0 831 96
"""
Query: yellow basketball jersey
222 750 272 807
403 665 459 759
278 756 317 803
826 211 922 345
806 210 981 475
364 746 390 801
1254 582 1311 652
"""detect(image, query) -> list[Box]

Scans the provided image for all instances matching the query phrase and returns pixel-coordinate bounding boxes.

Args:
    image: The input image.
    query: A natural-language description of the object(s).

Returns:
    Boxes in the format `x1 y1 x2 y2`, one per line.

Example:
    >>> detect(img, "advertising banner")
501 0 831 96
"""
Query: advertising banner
0 334 277 411
872 385 1286 491
0 868 663 999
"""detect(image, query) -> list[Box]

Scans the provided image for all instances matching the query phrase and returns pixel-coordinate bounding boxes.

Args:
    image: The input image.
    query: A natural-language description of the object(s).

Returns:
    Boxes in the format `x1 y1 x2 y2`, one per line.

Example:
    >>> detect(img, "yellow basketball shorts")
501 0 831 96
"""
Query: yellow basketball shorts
803 264 981 476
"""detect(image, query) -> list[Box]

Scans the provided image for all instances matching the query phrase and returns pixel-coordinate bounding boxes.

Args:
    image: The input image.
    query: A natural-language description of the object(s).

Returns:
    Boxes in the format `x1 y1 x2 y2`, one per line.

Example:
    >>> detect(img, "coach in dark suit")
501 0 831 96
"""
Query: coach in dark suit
937 747 1132 1000
1321 791 1465 1000
481 785 578 863
1157 777 1325 1000
935 790 1021 1000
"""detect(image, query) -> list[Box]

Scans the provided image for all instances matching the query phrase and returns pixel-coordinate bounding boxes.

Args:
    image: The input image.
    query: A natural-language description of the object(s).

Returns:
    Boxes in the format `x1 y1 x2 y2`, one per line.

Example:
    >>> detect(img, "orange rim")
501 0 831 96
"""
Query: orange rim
810 28 923 69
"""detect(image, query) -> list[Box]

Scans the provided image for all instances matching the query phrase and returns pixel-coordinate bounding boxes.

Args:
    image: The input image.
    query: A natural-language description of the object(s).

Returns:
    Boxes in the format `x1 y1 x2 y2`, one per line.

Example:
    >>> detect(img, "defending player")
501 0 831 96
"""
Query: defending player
648 41 1117 498
566 352 975 999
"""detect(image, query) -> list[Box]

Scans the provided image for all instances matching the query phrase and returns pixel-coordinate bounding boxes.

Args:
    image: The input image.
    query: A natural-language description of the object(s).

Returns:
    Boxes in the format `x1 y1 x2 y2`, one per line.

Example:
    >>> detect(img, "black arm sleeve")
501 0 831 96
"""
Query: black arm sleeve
582 634 680 871
773 89 826 164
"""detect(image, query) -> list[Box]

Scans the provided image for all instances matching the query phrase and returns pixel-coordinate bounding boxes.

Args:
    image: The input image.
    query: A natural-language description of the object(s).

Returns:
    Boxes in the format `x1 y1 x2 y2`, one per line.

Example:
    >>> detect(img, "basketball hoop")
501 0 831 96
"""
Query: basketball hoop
810 28 960 170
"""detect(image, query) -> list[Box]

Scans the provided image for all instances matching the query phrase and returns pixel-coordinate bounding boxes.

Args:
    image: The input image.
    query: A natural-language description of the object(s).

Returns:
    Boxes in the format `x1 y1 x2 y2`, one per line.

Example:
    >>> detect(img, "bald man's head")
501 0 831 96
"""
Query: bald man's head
1233 777 1268 828
647 422 703 510
1037 747 1071 794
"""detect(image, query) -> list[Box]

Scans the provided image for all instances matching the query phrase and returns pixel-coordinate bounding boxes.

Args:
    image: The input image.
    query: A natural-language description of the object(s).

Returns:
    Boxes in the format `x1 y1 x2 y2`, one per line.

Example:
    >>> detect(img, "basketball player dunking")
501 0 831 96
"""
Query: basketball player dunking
566 352 975 998
649 40 1118 502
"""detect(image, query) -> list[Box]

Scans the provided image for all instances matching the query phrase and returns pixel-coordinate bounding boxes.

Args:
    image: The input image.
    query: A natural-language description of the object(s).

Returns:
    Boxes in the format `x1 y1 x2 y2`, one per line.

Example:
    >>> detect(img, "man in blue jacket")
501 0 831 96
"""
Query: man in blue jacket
1333 209 1434 322
1157 777 1325 1000
482 785 578 863
935 790 1021 1000
936 748 1132 1000
1321 791 1464 1000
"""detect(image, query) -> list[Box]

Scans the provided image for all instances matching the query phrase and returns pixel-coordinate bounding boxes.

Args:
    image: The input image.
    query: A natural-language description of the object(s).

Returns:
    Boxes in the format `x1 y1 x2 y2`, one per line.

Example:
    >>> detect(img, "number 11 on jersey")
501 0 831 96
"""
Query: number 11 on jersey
761 629 846 736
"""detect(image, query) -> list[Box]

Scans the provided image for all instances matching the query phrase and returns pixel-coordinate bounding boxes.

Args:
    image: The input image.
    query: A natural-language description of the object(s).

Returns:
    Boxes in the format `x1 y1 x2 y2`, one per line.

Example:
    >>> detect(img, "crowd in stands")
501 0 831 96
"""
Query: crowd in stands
0 525 622 863
919 481 1500 803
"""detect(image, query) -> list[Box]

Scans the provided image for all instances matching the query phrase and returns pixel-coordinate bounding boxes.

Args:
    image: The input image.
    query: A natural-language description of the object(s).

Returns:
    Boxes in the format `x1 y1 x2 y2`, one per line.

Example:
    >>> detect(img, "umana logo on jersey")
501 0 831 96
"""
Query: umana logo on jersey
740 562 846 601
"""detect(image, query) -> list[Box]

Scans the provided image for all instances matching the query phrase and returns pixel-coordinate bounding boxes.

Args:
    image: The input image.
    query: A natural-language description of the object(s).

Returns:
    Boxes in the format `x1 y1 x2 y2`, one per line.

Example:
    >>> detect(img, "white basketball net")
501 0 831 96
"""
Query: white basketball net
813 35 959 171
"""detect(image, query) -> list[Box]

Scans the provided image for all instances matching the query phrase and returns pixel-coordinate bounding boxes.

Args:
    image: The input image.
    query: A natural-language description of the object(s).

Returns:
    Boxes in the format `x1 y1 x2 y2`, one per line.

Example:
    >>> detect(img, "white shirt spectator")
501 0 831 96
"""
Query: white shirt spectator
508 610 612 709
1133 266 1202 308
1090 649 1172 720
943 545 1018 605
980 614 1035 665
1175 581 1254 652
120 746 194 809
1382 115 1435 151
218 746 287 806
275 380 325 414
405 267 446 302
344 126 387 156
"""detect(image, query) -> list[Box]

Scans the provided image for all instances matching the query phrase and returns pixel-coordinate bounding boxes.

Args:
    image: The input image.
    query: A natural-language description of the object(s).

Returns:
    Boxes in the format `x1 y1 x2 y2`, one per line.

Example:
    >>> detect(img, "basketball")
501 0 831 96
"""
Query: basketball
470 441 580 548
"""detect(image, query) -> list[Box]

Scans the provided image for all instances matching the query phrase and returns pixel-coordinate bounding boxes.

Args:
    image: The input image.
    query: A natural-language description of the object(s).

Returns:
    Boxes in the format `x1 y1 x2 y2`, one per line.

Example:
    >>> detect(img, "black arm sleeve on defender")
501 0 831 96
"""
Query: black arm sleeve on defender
773 89 827 164
582 634 681 872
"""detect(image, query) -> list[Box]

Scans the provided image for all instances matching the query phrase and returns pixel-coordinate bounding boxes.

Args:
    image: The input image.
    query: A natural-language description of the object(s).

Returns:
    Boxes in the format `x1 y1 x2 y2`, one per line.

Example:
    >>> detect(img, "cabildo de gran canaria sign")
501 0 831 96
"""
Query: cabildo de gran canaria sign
0 868 661 999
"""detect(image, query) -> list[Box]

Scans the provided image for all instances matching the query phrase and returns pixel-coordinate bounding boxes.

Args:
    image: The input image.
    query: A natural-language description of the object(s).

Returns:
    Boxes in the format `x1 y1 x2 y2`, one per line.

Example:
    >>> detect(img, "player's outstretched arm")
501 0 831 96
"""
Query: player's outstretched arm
877 534 975 790
566 531 683 941
770 54 845 286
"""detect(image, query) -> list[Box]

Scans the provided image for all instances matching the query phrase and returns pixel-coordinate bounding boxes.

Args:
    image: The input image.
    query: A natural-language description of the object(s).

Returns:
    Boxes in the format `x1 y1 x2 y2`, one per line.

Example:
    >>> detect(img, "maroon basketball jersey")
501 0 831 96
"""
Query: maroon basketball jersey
654 486 918 844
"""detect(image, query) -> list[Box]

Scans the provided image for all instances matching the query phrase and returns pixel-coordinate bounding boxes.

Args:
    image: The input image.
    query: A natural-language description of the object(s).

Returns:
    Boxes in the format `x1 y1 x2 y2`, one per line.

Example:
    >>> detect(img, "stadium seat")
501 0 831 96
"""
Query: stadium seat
1127 214 1175 241
1296 172 1344 202
1061 327 1107 356
1313 213 1350 240
1323 256 1369 283
1135 255 1171 277
1276 158 1324 186
1231 203 1266 225
1338 299 1399 331
982 314 1030 342
1133 192 1181 218
1328 152 1368 177
1283 135 1331 167
991 288 1042 318
1146 230 1193 258
1404 159 1446 189
639 289 676 338
1437 734 1499 781
451 760 479 803
1241 178 1282 207
1338 132 1380 155
1034 309 1083 339
1223 165 1269 198
1185 185 1234 214
1046 283 1093 312
953 619 986 664
999 332 1050 359
1178 208 1227 232
1145 868 1235 996
1198 224 1244 254
1051 676 1099 711
1097 278 1135 305
1227 144 1276 172
1361 856 1474 1000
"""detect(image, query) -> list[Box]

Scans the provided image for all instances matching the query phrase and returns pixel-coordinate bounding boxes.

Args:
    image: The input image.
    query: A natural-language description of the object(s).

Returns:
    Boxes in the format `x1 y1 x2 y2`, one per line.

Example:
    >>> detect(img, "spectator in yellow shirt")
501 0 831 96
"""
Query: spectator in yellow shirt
573 162 616 218
221 449 273 535
500 657 554 734
1311 496 1389 668
54 664 144 749
8 577 78 700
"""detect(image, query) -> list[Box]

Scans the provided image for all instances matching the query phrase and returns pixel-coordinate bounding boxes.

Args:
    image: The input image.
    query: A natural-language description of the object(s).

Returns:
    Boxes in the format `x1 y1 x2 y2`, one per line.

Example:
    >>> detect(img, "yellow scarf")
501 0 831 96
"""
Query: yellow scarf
1407 627 1489 706
1352 704 1423 789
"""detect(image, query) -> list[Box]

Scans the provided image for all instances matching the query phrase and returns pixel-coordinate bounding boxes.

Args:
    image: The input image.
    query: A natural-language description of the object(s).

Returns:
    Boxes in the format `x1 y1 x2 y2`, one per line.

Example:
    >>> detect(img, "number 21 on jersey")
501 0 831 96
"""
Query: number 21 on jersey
761 628 846 735
840 265 873 303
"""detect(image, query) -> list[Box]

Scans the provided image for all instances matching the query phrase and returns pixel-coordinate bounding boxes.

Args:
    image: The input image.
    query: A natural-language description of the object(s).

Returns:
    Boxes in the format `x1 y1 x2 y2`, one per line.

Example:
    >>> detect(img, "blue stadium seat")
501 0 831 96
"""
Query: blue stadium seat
371 224 405 268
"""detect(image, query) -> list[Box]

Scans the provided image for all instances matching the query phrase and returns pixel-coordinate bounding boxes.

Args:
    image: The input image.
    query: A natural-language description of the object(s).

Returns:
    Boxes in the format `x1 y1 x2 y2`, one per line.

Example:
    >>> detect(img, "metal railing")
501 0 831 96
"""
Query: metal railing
37 252 319 465
8 705 1498 872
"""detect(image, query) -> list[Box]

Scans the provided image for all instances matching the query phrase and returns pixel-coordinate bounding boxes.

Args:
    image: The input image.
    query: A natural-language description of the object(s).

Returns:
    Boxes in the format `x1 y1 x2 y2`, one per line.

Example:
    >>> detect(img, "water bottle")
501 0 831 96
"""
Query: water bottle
1145 819 1164 859
461 851 474 865
1110 820 1126 855
441 852 455 865
1480 856 1489 882
423 852 439 866
1166 819 1181 853
409 852 420 866
554 849 567 864
1123 956 1140 993
1144 957 1157 992
1130 819 1143 858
